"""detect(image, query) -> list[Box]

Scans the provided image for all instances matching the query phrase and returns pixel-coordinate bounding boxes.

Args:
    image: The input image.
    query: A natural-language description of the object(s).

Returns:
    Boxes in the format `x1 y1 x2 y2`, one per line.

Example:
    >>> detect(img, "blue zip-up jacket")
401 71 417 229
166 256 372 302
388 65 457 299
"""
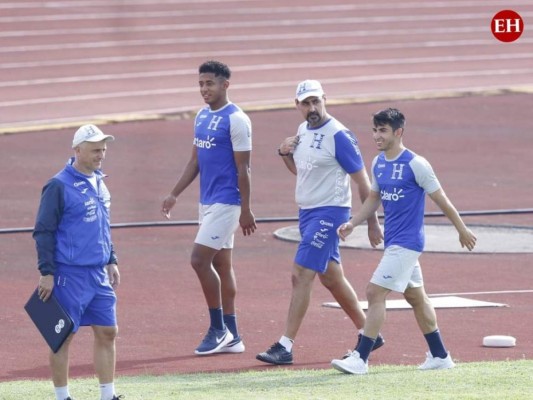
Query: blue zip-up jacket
33 158 117 275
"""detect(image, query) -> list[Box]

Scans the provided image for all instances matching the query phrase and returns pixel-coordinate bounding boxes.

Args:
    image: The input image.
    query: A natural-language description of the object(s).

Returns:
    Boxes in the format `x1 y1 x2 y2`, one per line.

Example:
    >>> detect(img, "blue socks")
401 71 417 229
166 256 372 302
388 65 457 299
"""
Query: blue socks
424 329 448 359
356 335 376 362
223 313 239 339
209 308 224 331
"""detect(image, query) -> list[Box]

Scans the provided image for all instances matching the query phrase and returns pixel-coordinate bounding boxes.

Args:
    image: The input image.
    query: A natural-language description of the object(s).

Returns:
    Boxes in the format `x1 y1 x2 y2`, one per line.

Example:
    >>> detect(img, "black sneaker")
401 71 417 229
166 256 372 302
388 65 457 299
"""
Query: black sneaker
256 342 293 365
342 333 385 359
111 396 124 400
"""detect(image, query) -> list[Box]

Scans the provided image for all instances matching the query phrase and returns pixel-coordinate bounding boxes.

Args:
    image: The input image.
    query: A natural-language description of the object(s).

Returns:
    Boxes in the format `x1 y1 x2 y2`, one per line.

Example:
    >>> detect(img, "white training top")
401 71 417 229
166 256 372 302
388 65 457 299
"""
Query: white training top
293 117 365 209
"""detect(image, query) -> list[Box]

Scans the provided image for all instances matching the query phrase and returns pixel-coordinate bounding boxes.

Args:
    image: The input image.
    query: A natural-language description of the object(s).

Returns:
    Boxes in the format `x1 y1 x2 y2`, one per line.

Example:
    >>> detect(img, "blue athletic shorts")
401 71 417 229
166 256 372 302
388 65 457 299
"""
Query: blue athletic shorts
53 264 117 332
294 206 351 274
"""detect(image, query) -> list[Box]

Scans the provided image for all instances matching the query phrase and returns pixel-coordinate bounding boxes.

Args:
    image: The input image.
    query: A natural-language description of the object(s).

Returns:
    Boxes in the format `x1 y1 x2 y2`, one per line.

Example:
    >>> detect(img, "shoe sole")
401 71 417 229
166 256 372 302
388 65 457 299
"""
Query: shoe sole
218 341 245 353
194 331 234 356
418 361 456 370
256 354 293 365
331 360 368 375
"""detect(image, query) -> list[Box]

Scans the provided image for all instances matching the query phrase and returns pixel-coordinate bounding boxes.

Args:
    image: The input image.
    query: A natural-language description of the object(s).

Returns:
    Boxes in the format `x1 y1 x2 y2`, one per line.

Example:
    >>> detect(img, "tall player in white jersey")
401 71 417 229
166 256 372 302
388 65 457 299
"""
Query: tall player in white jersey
331 108 477 375
256 80 384 366
161 60 256 355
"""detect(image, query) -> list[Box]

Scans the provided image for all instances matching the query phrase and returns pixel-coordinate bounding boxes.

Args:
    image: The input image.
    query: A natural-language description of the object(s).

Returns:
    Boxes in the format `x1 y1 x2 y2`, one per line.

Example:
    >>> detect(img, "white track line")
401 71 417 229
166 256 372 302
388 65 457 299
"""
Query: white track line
2 69 533 108
2 12 533 38
0 1 528 12
430 290 533 297
0 27 497 53
3 39 533 70
2 53 532 88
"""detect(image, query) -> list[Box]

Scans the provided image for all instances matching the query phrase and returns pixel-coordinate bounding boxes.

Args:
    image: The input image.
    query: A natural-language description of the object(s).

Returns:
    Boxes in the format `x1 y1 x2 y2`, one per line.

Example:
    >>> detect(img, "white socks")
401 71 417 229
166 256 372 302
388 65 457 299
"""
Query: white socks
279 335 294 352
54 386 70 400
55 382 115 400
100 382 115 400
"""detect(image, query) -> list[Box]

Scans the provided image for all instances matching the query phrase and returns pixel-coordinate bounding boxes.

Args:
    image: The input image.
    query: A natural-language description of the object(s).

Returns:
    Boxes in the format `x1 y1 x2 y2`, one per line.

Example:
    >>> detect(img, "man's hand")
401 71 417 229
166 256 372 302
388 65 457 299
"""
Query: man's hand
459 228 477 251
367 221 384 248
161 194 177 219
38 275 54 302
240 209 257 236
106 264 120 289
337 222 355 241
279 136 300 155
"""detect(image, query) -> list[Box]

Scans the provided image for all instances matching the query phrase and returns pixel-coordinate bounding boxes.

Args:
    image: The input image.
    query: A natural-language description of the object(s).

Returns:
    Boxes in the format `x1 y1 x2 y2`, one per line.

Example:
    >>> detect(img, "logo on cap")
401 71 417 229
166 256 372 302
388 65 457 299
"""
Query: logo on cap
296 80 324 101
83 125 99 139
297 82 309 96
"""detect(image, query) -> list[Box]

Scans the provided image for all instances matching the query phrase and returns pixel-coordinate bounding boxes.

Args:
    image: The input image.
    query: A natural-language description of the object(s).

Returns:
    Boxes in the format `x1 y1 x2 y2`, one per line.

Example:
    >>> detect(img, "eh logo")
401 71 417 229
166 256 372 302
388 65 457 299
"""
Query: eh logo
491 10 524 42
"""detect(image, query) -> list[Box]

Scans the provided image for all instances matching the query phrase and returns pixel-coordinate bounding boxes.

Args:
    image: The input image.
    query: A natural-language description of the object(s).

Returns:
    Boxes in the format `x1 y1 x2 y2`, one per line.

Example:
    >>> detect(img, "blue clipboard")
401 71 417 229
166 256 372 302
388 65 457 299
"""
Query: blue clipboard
24 289 74 353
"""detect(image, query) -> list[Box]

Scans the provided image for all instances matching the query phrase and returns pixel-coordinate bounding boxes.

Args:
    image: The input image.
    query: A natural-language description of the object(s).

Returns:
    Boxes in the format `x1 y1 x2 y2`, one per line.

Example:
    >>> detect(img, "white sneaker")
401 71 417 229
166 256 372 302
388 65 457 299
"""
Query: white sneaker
331 350 369 375
418 351 456 370
218 337 245 353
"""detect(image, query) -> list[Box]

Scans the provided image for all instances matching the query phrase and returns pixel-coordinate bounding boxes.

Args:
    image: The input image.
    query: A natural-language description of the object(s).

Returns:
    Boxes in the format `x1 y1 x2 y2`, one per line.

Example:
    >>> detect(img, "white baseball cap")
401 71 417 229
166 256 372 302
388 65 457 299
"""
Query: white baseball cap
295 80 324 102
72 124 115 148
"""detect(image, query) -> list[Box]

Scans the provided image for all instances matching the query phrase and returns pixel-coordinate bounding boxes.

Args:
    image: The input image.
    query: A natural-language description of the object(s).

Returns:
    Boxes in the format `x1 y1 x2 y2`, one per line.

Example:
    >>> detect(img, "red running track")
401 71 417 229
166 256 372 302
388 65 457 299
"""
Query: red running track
0 0 532 382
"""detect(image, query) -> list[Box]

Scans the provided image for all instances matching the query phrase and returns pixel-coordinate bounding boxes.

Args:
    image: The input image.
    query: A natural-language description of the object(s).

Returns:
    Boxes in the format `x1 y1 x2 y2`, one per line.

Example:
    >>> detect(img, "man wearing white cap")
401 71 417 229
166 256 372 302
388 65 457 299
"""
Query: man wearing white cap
33 124 122 400
256 80 384 365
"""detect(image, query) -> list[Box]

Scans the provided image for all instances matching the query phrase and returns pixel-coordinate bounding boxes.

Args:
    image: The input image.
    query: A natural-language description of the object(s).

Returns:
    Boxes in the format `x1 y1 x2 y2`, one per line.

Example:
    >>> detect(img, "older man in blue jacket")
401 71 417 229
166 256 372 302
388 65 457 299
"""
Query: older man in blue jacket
33 124 122 400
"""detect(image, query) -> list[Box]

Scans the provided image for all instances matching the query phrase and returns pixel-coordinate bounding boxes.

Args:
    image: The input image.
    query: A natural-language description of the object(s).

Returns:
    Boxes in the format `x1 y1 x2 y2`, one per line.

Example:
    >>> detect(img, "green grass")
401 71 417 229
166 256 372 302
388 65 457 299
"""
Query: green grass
1 360 532 400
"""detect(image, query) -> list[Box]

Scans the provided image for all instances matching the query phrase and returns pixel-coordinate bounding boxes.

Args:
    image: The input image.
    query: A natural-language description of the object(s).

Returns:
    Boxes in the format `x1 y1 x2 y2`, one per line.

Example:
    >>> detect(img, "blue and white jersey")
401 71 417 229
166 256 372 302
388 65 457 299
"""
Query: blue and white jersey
293 117 364 209
371 148 441 252
193 102 252 205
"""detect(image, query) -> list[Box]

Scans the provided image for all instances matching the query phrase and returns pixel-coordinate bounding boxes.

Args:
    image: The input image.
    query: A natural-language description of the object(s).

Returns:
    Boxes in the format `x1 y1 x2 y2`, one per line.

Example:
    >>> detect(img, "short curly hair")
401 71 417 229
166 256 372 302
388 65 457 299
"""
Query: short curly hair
198 60 231 80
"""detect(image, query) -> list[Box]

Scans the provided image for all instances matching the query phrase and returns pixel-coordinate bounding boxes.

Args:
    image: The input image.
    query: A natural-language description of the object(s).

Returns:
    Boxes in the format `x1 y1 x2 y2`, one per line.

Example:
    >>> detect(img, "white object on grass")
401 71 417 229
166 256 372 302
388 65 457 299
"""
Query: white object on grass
482 335 516 347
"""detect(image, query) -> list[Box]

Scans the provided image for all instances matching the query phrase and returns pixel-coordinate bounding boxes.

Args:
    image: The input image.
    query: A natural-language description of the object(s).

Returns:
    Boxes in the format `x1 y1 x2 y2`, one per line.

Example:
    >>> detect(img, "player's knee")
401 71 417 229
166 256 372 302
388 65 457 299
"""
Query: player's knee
190 254 208 272
318 273 337 290
93 325 118 342
366 283 387 303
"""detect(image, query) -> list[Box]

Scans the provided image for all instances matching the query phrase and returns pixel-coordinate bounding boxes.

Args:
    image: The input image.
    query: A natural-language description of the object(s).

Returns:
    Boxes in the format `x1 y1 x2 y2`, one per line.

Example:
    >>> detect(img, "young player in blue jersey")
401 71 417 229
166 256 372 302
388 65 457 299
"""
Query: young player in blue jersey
33 124 122 400
256 80 384 365
161 60 256 355
331 108 477 374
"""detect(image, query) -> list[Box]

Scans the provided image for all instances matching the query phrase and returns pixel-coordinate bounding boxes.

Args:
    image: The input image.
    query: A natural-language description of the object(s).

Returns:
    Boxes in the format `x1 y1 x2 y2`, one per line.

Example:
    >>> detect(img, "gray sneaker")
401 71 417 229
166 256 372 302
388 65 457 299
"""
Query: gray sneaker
256 342 293 365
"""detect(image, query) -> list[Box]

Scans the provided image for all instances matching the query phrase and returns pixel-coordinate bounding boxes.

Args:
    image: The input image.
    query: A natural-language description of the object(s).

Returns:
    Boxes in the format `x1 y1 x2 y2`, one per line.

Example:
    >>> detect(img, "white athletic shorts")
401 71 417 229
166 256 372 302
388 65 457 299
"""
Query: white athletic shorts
370 245 424 293
195 203 241 250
